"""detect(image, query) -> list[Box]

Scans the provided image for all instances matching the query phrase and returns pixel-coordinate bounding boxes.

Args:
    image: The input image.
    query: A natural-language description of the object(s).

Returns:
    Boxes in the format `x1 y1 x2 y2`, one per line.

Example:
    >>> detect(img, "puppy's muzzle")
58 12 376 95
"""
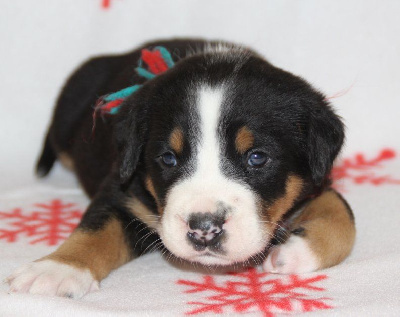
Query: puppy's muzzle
187 212 225 251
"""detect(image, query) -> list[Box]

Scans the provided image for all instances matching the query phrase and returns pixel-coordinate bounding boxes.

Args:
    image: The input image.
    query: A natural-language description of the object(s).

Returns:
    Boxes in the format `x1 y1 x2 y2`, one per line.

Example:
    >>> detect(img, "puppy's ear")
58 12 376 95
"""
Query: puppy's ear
114 96 149 185
306 102 344 186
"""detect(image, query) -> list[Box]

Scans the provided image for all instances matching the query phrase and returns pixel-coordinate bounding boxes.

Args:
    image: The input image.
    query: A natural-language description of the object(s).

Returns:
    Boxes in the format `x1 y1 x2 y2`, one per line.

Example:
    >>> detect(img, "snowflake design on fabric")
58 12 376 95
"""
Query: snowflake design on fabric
178 268 331 316
332 148 400 190
0 200 83 246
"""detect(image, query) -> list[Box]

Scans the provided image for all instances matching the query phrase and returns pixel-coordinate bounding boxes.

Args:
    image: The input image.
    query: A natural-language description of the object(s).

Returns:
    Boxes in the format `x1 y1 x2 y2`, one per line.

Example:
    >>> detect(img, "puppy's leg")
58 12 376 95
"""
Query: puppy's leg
263 189 355 274
6 189 158 298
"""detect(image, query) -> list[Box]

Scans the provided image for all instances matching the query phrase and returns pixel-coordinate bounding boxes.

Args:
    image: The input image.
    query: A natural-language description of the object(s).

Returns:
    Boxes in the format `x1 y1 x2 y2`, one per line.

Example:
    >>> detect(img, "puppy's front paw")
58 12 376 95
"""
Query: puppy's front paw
6 260 99 298
263 236 319 274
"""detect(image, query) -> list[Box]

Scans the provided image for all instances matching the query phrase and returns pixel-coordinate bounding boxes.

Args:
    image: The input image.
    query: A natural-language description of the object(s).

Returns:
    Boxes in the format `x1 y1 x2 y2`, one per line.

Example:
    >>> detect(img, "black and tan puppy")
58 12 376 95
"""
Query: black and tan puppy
7 39 355 298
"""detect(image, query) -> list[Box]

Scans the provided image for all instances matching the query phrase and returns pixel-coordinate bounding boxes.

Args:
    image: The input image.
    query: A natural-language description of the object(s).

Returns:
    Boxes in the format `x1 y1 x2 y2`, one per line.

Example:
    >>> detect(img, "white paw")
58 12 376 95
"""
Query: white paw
5 260 99 298
263 236 319 274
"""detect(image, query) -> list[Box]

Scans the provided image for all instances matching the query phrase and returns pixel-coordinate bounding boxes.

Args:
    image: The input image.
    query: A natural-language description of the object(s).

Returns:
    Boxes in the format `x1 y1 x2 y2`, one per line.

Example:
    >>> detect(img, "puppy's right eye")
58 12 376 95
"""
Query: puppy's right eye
160 152 177 167
247 152 269 167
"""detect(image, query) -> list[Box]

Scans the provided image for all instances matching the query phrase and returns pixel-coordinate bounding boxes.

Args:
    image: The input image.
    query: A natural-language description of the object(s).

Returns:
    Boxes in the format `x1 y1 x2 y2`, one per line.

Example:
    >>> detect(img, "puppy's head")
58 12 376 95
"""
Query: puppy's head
115 47 344 266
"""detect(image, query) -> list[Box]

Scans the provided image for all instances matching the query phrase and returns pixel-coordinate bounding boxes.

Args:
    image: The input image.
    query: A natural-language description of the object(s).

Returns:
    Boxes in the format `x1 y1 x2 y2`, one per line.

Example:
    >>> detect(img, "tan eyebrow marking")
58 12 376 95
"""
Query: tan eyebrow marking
169 127 184 154
235 126 255 154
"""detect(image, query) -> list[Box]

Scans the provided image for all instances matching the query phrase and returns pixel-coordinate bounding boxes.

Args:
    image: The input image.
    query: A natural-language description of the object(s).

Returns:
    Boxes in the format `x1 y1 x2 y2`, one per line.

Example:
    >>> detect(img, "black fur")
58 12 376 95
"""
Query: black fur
36 132 56 177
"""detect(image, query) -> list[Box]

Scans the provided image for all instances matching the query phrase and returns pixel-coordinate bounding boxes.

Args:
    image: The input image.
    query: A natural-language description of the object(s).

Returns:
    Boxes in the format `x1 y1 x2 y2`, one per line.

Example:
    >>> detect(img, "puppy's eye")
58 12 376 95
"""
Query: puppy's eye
247 152 269 167
161 152 177 167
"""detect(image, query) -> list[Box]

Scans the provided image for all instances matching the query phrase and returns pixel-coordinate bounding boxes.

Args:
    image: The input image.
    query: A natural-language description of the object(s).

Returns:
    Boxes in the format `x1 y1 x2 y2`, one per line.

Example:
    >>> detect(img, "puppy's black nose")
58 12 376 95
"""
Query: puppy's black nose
187 212 225 250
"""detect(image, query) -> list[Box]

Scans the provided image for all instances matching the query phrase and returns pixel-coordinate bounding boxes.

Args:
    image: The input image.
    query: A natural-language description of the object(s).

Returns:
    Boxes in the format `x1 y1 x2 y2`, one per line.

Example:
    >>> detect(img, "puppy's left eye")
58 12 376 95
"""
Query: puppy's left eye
247 152 269 167
161 152 177 167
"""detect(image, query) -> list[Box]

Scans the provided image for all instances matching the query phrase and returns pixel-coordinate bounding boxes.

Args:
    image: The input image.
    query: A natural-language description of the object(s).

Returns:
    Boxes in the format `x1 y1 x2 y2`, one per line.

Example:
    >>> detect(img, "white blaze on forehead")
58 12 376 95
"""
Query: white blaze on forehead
173 84 251 203
196 86 225 181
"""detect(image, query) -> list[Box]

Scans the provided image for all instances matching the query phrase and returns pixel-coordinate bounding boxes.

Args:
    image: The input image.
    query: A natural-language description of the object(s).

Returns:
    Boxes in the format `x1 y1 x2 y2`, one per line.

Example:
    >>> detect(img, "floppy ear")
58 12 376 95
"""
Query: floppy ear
114 97 149 185
307 103 345 186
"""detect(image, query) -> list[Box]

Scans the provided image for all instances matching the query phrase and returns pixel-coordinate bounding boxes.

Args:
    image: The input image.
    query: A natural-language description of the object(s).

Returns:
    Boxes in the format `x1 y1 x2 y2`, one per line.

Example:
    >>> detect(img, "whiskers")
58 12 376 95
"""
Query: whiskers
142 238 164 254
125 214 160 231
258 219 291 245
127 218 161 255
127 215 290 272
243 252 267 268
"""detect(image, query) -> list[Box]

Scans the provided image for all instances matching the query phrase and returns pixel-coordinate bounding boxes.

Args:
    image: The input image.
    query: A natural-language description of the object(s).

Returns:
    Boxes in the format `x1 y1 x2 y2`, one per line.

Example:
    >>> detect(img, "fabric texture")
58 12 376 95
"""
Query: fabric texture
1 1 400 316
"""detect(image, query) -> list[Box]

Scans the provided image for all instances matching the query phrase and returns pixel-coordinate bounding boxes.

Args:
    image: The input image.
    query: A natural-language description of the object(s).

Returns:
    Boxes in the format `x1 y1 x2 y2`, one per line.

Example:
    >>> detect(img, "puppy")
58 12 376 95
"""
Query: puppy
7 39 355 298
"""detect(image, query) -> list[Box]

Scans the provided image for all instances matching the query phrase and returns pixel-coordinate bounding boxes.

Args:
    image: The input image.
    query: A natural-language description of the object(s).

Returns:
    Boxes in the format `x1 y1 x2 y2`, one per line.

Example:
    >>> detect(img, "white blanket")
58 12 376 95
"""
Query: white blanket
1 1 400 316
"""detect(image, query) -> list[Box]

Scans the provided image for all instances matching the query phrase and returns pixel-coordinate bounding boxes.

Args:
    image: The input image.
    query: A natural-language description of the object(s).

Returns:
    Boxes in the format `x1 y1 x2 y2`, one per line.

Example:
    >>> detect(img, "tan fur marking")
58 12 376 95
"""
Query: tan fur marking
42 218 130 281
235 126 255 154
169 127 184 154
290 190 356 269
58 152 74 171
145 176 164 215
145 177 157 199
126 196 160 230
265 175 304 224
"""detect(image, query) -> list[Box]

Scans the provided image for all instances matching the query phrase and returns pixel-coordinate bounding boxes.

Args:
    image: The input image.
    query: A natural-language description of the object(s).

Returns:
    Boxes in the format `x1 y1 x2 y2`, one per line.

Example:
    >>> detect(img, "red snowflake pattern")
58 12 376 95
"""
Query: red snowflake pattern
178 268 331 317
332 148 400 190
0 200 83 246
